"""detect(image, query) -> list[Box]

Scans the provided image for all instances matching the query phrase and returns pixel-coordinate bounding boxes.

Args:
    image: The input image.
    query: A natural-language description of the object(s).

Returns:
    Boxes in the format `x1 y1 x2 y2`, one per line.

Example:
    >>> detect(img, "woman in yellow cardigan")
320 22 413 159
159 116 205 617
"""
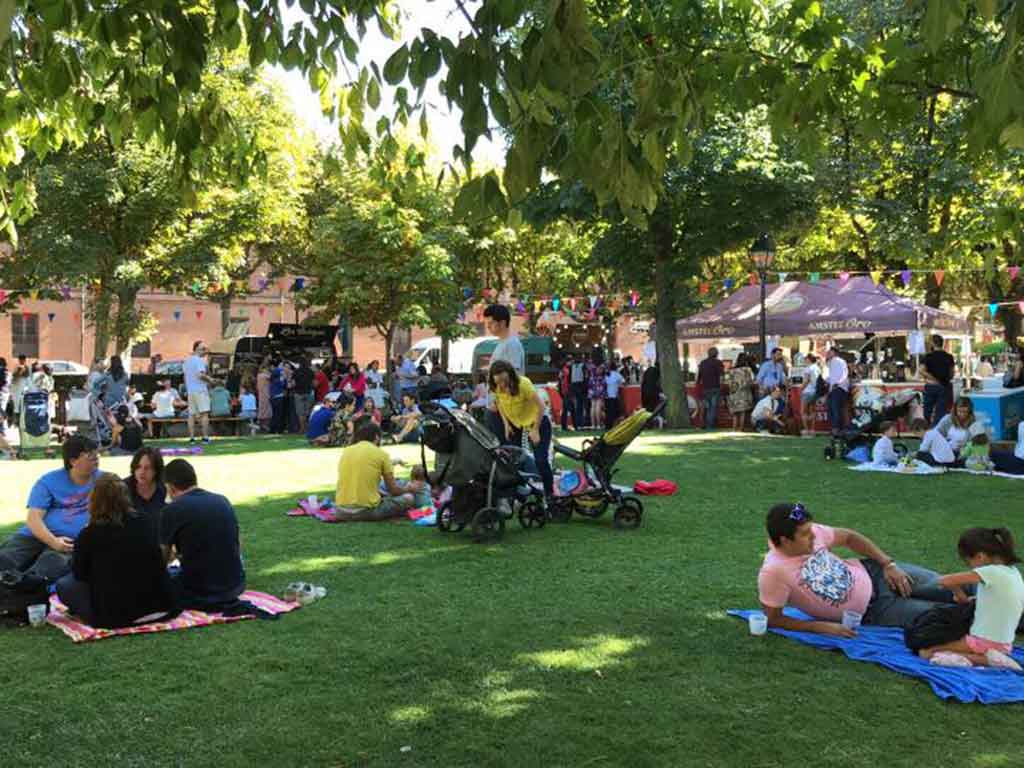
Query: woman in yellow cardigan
488 360 554 499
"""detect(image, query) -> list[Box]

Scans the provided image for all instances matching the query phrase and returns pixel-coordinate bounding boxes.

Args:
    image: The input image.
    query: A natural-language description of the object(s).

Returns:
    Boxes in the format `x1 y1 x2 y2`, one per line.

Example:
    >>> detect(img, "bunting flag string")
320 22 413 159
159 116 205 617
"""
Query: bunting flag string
47 312 55 322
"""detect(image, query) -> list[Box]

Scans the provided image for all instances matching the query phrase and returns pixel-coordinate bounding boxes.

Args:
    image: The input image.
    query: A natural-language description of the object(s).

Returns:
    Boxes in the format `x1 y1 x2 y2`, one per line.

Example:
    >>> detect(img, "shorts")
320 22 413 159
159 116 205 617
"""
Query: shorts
965 634 1013 655
800 389 818 405
188 391 211 415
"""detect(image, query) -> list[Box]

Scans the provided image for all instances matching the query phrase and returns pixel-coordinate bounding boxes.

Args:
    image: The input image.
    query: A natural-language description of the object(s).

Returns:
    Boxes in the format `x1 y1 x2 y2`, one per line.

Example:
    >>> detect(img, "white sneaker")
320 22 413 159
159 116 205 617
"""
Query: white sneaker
986 649 1023 672
929 651 973 668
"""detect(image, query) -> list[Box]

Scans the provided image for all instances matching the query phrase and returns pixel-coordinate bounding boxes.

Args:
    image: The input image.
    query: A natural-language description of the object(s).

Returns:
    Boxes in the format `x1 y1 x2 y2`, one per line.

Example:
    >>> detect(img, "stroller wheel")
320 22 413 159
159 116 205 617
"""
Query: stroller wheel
471 507 504 543
517 496 547 530
613 497 643 530
548 498 573 523
436 503 464 534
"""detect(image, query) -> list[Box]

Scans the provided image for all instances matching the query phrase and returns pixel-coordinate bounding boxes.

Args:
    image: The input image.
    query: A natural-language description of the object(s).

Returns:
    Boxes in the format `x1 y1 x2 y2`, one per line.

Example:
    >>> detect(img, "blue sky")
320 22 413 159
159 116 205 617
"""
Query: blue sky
269 2 504 166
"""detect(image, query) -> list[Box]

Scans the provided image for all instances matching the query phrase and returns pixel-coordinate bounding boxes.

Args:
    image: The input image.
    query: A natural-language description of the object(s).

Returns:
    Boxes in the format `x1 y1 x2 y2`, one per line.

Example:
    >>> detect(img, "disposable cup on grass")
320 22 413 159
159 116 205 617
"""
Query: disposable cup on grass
308 494 318 508
842 610 862 631
27 604 47 627
748 612 768 636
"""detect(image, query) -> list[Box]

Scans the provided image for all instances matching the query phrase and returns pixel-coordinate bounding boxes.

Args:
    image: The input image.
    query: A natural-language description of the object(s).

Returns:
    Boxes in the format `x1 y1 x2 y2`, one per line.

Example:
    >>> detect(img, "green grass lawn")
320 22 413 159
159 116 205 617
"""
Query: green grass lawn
1 432 1021 768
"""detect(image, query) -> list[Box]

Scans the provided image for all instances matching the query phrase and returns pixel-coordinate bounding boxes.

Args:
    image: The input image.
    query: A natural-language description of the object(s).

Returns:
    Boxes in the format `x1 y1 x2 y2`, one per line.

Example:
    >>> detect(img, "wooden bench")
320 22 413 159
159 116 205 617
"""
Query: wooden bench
148 416 251 438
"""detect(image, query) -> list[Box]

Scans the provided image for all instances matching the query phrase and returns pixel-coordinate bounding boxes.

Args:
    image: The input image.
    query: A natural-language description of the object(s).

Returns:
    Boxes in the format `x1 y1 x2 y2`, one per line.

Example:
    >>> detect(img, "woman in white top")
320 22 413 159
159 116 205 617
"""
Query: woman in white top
799 354 822 436
917 397 987 466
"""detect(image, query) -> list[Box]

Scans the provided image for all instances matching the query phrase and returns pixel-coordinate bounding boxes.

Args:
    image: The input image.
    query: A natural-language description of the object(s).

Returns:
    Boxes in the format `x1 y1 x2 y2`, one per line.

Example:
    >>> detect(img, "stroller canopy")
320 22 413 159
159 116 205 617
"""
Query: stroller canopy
676 276 969 340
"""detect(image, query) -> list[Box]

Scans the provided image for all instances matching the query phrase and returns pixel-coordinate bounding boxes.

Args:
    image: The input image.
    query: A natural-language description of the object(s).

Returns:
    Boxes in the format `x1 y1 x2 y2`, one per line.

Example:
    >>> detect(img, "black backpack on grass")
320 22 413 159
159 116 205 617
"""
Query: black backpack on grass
0 575 50 627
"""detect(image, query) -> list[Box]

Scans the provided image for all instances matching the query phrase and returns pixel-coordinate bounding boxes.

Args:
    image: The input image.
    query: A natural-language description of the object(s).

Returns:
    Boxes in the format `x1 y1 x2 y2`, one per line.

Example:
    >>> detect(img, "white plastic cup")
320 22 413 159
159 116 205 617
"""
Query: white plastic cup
748 612 768 636
27 603 47 627
842 610 863 631
307 494 318 509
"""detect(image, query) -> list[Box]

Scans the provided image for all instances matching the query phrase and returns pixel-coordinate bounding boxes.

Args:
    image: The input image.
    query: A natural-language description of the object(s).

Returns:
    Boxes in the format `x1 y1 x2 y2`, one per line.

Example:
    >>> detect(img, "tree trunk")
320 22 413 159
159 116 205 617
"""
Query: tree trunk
382 323 396 391
650 205 689 429
113 285 140 355
92 284 113 362
440 330 451 373
219 295 233 336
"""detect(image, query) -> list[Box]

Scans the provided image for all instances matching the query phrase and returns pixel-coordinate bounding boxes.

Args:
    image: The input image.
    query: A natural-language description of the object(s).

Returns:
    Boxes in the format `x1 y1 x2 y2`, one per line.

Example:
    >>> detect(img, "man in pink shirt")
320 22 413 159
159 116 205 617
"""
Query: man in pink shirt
758 502 962 634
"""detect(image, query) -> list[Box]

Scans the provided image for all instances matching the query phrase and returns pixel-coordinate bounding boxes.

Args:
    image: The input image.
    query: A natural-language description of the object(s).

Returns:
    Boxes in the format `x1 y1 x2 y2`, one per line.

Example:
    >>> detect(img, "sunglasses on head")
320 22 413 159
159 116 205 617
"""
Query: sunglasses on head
788 503 808 522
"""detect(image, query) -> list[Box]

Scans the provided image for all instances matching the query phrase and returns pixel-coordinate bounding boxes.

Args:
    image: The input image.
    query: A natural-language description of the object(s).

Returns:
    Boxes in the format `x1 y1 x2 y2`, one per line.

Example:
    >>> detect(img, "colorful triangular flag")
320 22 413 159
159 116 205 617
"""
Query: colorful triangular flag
47 312 55 322
699 282 709 295
196 310 203 320
724 278 734 291
989 303 999 317
173 310 182 321
809 272 820 284
258 307 266 316
1010 265 1020 281
589 295 598 309
1019 301 1024 313
552 297 561 311
777 272 788 283
934 269 945 286
900 269 912 288
839 271 850 283
870 270 883 286
534 300 544 313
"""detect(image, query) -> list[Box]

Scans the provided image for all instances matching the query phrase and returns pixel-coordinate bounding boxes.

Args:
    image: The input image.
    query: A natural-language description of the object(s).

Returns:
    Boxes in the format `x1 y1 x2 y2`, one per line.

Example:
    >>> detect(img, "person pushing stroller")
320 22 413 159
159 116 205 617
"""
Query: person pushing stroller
489 361 554 501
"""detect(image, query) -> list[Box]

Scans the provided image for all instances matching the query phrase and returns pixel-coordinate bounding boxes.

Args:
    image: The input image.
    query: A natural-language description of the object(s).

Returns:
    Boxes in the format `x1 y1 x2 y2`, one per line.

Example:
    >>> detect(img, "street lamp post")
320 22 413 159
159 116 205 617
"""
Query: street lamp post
750 233 776 363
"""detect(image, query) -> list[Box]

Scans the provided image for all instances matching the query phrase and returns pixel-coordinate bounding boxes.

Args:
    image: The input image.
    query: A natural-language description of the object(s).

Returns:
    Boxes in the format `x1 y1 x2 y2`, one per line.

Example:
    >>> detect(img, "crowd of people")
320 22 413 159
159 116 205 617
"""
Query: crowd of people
0 436 245 628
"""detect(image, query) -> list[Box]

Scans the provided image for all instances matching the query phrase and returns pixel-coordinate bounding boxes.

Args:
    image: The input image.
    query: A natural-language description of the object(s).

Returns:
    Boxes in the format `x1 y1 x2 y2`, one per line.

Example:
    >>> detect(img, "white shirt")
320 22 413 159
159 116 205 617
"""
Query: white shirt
491 335 525 374
1015 422 1024 461
605 370 625 398
366 369 384 388
802 364 820 393
971 564 1024 645
751 396 776 423
152 390 178 418
643 341 657 366
826 356 849 391
183 354 208 395
920 429 956 464
872 435 899 466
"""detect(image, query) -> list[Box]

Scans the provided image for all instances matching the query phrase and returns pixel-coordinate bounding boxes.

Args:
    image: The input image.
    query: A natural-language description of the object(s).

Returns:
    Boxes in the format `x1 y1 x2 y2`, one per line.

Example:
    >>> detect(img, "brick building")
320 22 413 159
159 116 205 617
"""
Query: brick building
1 288 651 370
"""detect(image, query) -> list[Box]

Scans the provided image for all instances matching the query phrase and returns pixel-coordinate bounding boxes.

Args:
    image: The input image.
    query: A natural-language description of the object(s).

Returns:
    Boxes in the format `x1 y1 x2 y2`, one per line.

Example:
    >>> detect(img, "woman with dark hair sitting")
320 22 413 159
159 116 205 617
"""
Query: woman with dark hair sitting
125 447 167 540
55 473 176 628
489 360 555 500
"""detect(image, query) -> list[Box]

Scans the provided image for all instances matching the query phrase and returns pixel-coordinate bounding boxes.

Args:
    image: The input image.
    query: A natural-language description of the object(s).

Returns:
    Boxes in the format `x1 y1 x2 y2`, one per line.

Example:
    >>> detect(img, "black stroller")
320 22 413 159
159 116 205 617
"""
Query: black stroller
824 389 917 461
419 403 546 543
550 401 667 529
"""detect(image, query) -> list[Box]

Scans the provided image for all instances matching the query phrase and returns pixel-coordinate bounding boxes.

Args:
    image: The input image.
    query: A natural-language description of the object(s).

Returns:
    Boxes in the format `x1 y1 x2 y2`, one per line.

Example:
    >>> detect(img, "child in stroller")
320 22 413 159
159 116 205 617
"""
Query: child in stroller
824 389 916 461
420 403 546 543
550 401 667 529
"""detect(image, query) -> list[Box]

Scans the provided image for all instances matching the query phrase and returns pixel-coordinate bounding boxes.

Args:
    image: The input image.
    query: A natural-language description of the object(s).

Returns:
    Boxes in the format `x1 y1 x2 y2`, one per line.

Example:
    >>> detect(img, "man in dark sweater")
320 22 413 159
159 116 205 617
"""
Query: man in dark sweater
697 347 725 430
922 335 956 426
160 459 245 610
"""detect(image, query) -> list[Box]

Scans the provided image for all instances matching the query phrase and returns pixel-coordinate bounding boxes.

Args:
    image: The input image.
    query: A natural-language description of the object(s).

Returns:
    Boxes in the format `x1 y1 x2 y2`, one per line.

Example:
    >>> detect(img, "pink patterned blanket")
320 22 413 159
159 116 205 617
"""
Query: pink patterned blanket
46 590 299 643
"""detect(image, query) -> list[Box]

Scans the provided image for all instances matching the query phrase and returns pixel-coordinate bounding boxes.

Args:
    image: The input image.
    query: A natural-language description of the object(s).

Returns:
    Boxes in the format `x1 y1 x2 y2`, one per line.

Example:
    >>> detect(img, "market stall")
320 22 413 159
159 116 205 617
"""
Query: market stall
621 277 971 429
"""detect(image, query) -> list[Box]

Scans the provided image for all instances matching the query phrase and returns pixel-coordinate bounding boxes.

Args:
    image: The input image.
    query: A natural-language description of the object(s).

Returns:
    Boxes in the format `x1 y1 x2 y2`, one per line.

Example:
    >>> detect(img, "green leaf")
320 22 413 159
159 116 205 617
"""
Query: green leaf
977 0 996 20
420 109 429 139
922 0 965 54
999 121 1024 149
342 35 359 64
419 45 442 80
489 92 511 127
367 77 381 110
383 45 409 86
46 60 72 98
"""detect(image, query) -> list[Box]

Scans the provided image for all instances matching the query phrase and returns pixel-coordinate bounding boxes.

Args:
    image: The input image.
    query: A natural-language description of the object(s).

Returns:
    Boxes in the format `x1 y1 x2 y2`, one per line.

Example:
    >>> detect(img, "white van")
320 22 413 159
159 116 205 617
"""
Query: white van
405 336 497 375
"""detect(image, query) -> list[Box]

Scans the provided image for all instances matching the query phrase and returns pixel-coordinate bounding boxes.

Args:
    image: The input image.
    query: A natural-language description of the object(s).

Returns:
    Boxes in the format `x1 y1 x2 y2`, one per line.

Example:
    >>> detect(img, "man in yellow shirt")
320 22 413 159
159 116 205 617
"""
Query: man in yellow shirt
334 423 415 521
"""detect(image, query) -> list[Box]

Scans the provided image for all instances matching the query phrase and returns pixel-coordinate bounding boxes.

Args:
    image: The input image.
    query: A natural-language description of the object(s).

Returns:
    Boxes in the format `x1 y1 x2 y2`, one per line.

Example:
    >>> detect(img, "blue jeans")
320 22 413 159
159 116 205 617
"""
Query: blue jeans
827 388 848 432
923 383 947 426
702 388 720 429
511 416 554 497
0 534 71 582
861 559 965 629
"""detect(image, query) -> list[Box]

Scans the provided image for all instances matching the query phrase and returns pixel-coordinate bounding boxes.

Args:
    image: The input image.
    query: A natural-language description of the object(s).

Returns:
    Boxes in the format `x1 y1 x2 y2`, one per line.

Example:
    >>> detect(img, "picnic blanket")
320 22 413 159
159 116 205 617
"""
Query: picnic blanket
728 608 1024 704
47 591 299 643
286 497 344 523
849 461 946 476
951 468 1024 481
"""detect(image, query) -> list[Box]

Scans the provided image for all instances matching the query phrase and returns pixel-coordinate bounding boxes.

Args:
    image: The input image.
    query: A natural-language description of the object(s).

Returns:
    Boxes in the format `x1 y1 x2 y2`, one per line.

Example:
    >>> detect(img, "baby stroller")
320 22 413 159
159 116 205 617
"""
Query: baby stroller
550 401 667 529
17 389 52 458
419 402 546 543
824 388 917 461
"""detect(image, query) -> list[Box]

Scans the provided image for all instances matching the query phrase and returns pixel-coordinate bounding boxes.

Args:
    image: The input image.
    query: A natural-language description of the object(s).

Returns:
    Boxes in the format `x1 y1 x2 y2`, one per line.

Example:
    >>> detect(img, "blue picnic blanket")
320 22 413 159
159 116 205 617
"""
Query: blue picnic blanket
729 608 1024 704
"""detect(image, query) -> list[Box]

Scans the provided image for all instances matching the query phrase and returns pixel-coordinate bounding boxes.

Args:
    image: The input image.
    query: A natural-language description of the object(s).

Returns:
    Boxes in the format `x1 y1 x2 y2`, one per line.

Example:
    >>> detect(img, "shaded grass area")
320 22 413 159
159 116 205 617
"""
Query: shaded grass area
1 432 1022 767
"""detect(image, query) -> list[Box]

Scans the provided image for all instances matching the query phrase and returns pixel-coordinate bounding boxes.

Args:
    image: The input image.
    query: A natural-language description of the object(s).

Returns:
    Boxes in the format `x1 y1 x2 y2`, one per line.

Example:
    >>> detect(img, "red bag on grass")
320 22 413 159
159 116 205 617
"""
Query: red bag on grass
633 479 678 496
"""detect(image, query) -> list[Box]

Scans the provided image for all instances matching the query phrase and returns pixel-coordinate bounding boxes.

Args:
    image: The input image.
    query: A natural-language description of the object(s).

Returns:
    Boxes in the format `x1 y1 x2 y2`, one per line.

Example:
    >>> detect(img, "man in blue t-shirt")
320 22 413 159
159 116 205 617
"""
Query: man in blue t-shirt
0 436 100 583
306 395 340 443
159 459 245 609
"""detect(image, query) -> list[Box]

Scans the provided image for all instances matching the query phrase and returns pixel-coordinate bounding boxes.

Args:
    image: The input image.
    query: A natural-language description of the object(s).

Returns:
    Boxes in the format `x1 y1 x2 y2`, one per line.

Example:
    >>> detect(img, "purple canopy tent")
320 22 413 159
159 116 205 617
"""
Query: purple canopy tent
676 276 969 340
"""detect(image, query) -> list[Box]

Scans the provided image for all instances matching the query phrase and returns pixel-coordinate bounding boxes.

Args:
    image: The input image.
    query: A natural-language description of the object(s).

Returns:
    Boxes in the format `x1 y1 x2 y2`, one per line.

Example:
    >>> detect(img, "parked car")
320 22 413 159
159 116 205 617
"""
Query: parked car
155 359 185 376
41 360 89 375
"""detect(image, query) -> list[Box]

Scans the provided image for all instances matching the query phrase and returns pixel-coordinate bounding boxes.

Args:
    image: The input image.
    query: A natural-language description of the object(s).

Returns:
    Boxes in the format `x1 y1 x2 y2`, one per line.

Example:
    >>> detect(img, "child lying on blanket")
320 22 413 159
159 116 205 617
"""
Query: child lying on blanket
919 527 1024 671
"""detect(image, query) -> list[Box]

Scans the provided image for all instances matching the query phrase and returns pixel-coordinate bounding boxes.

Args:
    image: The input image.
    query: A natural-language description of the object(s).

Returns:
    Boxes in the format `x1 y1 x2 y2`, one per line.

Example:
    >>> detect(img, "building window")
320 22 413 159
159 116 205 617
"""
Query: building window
12 313 39 358
131 339 152 359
